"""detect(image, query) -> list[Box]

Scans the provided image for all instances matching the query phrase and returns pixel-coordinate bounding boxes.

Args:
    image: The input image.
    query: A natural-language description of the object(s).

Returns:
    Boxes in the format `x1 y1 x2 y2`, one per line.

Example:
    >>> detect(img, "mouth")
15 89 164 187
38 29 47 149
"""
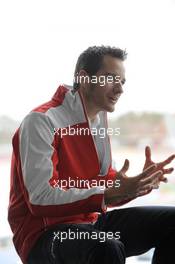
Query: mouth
108 96 120 104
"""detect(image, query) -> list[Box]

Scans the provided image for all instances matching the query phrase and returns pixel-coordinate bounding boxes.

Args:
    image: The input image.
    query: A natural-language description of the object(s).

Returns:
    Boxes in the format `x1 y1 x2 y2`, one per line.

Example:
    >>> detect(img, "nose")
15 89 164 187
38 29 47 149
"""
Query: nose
113 80 124 94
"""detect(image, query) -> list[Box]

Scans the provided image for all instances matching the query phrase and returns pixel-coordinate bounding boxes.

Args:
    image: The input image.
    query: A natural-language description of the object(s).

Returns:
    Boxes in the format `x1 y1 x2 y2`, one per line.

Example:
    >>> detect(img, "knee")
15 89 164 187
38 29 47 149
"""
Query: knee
105 239 125 256
96 239 125 264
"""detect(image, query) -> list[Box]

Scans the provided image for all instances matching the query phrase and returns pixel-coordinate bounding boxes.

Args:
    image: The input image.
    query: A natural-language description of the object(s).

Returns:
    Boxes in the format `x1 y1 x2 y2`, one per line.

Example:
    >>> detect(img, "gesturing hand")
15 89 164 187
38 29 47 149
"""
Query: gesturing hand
104 159 163 206
143 146 175 183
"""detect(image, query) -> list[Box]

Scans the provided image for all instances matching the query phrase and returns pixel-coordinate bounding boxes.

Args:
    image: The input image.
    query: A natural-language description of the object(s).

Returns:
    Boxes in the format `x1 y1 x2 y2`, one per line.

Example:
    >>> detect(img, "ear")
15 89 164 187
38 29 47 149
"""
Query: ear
77 70 90 88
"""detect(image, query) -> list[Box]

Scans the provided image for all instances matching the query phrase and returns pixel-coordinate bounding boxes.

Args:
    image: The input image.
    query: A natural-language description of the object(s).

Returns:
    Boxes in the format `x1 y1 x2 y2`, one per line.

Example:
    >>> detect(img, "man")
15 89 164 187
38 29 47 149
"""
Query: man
8 46 175 264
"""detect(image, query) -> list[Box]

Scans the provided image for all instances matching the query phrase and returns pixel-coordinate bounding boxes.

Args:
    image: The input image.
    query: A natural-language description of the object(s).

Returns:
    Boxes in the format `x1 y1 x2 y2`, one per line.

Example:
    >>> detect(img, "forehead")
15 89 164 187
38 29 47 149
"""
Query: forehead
100 55 125 78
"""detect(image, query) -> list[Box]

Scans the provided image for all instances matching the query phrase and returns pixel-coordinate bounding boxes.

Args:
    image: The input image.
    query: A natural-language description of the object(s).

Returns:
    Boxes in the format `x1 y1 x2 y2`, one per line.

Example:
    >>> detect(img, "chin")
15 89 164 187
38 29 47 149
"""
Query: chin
104 104 115 112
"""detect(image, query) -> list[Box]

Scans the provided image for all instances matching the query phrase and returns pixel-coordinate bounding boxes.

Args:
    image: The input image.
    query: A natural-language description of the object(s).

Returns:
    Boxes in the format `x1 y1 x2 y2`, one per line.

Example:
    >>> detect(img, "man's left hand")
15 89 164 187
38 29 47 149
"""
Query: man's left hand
143 146 175 186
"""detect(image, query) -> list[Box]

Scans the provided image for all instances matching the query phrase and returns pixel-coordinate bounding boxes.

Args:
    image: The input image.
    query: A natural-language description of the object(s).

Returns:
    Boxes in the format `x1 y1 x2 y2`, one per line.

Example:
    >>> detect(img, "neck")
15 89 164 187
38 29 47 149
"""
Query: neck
79 89 99 122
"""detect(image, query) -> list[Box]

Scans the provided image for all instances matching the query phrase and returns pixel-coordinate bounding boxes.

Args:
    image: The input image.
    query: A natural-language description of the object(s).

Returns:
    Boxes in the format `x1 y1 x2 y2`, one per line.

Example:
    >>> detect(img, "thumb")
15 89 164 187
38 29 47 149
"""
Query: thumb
119 159 130 174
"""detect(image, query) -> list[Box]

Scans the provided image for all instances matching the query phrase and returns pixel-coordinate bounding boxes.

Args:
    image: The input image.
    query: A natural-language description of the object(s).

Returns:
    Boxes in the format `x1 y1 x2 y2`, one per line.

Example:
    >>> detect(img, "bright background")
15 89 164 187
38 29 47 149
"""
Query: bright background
0 0 175 263
0 0 175 120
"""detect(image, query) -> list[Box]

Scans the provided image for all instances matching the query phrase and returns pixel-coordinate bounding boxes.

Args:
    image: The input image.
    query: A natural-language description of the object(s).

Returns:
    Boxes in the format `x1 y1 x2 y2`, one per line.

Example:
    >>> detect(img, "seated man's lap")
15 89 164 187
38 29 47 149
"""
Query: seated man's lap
27 222 123 264
27 206 175 263
95 206 175 257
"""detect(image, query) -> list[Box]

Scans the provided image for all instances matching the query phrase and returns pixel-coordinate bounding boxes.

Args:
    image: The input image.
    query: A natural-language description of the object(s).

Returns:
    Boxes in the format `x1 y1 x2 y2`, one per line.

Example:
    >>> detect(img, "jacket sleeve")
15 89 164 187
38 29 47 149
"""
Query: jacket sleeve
16 111 106 217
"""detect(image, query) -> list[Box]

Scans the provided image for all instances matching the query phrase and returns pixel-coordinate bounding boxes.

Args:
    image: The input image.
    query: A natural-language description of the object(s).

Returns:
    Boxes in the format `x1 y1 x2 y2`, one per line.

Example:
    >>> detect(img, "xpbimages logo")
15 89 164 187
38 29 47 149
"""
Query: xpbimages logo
52 177 121 190
73 73 121 87
53 125 120 138
52 229 121 243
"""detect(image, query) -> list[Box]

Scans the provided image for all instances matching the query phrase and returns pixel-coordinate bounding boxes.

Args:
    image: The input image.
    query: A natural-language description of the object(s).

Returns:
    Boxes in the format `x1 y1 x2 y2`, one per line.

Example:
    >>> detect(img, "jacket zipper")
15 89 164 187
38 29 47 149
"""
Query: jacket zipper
78 90 101 172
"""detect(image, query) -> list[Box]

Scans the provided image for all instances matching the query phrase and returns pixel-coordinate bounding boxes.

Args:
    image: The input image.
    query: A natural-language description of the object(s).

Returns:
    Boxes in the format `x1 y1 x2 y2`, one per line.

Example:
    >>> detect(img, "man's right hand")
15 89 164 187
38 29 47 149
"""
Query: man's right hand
104 159 163 206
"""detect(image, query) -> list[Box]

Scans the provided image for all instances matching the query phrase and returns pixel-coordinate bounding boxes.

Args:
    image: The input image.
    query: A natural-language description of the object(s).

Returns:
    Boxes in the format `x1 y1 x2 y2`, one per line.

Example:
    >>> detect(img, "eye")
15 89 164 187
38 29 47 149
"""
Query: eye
105 74 115 81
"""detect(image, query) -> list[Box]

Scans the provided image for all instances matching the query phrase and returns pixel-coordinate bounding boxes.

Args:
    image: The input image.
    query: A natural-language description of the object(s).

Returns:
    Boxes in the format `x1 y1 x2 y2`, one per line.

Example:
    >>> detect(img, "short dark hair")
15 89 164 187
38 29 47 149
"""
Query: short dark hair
73 45 127 91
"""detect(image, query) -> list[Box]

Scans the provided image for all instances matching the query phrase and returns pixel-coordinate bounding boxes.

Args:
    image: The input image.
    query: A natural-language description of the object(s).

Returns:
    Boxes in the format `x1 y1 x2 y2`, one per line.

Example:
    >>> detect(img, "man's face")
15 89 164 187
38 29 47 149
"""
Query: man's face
87 55 126 112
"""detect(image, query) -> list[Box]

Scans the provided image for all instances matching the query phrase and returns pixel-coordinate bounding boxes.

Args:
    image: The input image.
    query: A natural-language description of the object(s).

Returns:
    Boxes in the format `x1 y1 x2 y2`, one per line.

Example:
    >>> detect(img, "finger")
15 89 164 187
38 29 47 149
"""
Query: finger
139 170 163 185
139 184 153 191
145 146 152 162
140 181 160 191
160 155 175 167
152 184 160 189
136 189 152 197
160 177 168 183
119 159 129 174
162 167 174 174
137 164 157 180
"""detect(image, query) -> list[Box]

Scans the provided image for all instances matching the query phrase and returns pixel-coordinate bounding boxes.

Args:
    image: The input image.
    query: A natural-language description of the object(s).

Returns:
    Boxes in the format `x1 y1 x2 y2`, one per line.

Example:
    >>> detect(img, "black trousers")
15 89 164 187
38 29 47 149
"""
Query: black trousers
27 206 175 264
